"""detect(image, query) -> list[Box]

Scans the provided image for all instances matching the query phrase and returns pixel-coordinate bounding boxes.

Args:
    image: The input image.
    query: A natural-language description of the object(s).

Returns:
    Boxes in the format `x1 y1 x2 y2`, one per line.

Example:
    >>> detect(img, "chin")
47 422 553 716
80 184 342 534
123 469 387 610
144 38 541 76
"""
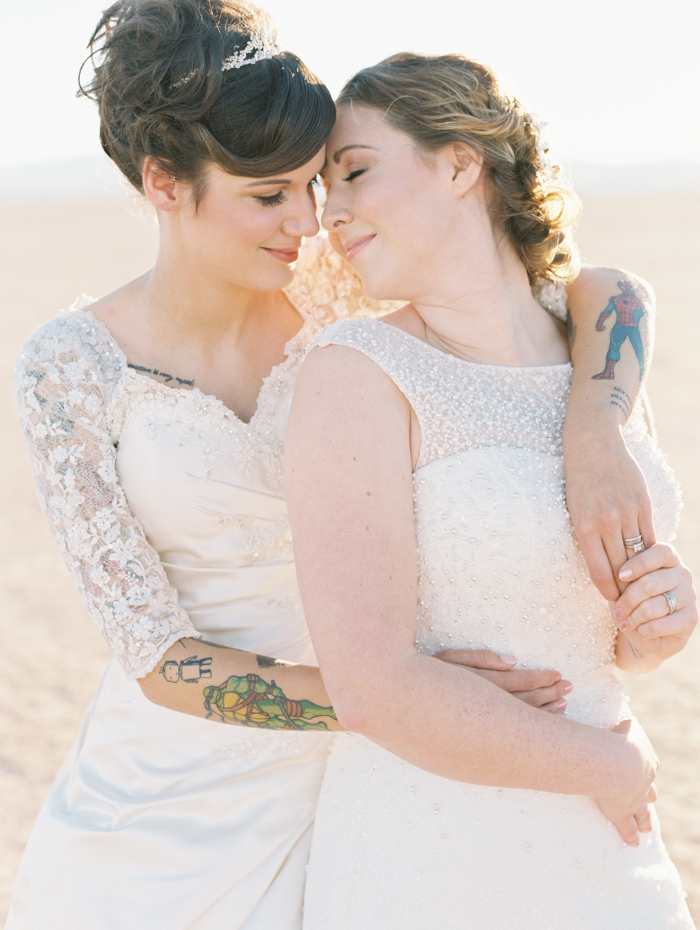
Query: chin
355 269 401 303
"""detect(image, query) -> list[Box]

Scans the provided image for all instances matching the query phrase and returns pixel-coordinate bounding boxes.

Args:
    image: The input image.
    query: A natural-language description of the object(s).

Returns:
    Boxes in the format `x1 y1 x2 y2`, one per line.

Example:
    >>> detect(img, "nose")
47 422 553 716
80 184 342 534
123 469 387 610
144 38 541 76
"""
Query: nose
321 186 352 231
281 191 320 239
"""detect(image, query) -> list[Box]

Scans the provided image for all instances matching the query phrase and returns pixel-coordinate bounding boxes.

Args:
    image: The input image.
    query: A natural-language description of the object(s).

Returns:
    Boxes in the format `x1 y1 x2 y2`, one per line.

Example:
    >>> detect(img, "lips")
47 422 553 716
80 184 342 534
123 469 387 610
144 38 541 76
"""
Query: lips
263 247 300 264
343 234 375 263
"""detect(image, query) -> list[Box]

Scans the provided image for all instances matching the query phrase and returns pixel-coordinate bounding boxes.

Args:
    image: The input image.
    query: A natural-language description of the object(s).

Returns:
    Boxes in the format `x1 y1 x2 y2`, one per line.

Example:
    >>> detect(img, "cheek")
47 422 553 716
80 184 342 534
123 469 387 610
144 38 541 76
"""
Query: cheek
200 201 278 250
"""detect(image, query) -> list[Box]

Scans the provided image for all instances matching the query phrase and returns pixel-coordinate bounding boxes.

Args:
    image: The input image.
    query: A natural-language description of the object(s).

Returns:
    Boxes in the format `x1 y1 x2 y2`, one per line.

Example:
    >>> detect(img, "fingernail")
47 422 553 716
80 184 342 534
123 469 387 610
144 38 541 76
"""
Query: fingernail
502 656 517 664
619 568 632 581
563 682 573 694
614 607 624 620
557 699 567 711
618 621 630 632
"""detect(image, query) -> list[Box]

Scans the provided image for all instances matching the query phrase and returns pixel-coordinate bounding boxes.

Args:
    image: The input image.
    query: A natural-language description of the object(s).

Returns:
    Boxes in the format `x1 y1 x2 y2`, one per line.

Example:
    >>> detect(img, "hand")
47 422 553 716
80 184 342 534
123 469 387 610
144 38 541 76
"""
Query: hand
613 544 698 662
595 717 658 846
433 649 571 714
564 424 655 601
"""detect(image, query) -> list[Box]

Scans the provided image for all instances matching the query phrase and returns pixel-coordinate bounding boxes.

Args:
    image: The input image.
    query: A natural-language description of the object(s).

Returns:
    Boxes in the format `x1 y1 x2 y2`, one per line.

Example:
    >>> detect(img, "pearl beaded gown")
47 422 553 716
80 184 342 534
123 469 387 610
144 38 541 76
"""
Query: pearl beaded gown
302 318 694 930
8 241 380 930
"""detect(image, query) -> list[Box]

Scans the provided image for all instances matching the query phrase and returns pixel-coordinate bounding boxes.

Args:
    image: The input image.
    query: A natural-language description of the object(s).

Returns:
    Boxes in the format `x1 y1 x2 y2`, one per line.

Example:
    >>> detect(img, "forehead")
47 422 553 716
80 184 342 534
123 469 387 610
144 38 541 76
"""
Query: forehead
327 104 417 163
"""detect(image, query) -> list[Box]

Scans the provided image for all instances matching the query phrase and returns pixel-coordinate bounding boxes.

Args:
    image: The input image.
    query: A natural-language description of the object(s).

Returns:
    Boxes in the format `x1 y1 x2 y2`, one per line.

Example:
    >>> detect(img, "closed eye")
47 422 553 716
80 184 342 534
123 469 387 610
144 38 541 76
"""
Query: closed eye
343 168 366 182
255 191 287 207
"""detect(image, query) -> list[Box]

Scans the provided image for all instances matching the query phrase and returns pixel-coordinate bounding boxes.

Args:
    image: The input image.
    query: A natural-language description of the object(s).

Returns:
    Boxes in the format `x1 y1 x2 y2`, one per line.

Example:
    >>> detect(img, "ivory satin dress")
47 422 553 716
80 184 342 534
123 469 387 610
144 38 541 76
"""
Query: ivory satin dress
8 241 377 930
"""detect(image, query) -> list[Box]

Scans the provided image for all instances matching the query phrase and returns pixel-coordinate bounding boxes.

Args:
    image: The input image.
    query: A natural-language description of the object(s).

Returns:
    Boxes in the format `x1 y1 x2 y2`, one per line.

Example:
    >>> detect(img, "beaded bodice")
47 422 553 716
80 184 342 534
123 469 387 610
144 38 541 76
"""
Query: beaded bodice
314 318 681 727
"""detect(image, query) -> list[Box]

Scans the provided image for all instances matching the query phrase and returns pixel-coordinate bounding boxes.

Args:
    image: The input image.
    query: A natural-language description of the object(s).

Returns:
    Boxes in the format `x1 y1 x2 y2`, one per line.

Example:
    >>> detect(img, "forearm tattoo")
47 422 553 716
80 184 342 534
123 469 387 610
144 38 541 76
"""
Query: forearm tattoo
592 280 647 383
203 673 337 729
610 386 633 418
159 650 337 730
128 362 195 387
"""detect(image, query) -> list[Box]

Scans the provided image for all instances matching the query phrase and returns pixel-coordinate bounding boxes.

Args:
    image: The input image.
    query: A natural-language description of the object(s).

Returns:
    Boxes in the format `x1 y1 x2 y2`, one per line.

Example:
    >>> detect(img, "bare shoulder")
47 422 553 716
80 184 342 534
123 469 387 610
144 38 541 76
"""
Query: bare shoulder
570 266 656 304
295 341 410 419
88 274 149 331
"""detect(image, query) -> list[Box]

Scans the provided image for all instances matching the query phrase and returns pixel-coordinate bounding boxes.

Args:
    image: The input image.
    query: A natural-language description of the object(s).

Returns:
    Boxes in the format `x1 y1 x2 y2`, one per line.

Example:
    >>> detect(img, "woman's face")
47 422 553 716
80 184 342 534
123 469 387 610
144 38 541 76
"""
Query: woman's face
321 105 457 300
178 148 326 291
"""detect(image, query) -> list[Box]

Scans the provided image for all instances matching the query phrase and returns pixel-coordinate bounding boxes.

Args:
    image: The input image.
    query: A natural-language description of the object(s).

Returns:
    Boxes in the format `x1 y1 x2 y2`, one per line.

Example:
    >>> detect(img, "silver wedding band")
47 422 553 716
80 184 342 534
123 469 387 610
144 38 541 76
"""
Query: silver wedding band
662 591 677 615
623 534 645 554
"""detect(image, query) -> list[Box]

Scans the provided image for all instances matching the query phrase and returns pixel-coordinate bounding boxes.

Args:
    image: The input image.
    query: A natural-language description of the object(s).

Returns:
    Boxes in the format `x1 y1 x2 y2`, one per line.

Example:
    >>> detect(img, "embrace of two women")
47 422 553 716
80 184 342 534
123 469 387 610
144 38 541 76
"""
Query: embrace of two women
8 1 697 928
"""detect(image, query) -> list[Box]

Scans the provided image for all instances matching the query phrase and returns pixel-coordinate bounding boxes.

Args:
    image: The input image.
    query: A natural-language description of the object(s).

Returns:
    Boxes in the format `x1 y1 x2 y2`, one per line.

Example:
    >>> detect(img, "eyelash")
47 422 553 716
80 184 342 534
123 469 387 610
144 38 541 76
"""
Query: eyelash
255 191 286 207
343 168 366 182
255 178 320 207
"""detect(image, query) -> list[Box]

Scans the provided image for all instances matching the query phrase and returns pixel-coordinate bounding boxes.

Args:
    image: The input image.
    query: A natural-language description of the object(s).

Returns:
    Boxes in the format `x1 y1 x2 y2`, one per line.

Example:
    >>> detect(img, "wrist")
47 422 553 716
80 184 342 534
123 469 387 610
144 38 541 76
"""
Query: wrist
563 409 624 454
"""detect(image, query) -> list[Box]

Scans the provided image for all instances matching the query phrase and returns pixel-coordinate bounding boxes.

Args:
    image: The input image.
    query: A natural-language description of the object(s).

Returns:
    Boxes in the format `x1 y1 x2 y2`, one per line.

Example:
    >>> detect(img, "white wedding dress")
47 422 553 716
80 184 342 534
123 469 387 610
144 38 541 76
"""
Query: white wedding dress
302 318 694 930
8 241 380 930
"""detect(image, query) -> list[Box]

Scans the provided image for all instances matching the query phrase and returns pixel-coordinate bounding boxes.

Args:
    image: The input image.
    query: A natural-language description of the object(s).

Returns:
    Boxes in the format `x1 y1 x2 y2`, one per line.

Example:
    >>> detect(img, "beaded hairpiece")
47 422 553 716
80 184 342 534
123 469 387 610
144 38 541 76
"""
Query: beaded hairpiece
172 27 282 88
221 28 282 71
526 112 555 183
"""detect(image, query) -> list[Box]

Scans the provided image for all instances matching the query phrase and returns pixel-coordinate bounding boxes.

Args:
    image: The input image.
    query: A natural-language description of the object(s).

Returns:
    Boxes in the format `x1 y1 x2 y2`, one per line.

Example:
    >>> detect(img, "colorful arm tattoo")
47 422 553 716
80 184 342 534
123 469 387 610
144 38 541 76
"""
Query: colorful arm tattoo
592 280 647 382
203 673 337 730
159 650 337 730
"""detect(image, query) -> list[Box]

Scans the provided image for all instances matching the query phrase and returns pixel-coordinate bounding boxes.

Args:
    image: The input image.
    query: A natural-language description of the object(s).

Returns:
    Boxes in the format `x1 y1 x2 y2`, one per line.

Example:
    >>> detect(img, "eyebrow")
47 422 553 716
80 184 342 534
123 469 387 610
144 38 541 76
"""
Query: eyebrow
332 144 376 164
244 178 292 188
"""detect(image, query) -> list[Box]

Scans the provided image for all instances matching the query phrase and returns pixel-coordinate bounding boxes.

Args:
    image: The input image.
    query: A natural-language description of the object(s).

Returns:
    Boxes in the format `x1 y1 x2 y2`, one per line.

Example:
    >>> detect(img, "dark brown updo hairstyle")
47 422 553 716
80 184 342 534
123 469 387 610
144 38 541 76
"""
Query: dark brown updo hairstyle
79 0 335 204
337 54 580 283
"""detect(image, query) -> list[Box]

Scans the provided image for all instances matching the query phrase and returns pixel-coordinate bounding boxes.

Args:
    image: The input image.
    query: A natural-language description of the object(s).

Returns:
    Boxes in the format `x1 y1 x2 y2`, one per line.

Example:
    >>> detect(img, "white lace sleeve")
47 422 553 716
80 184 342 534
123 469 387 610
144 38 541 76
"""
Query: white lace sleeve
15 316 200 679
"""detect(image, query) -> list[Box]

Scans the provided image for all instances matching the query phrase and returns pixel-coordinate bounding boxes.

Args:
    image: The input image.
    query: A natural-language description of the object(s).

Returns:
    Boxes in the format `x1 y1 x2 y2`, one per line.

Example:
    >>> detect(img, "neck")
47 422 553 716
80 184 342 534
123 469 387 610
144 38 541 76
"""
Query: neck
409 215 568 367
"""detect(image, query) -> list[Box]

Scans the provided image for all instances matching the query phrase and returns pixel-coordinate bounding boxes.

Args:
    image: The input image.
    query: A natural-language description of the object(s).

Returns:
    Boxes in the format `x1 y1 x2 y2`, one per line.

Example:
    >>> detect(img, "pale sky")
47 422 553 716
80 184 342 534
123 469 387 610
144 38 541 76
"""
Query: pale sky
1 0 698 169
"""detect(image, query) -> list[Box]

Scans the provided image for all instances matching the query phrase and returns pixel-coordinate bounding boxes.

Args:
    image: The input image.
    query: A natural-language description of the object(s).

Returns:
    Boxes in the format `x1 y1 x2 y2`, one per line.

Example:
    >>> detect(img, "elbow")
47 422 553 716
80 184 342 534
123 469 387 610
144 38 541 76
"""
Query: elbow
137 667 167 708
322 674 394 738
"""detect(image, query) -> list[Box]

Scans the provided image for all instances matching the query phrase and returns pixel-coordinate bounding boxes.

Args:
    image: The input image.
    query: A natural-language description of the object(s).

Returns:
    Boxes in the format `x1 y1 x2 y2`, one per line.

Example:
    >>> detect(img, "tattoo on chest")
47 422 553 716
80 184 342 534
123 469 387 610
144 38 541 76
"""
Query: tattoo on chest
128 362 195 387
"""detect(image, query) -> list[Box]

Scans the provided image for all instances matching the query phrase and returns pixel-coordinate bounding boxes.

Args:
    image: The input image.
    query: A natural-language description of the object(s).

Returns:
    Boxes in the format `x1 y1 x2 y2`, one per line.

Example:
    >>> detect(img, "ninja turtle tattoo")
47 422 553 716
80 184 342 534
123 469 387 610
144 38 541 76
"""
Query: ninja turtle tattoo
203 673 337 730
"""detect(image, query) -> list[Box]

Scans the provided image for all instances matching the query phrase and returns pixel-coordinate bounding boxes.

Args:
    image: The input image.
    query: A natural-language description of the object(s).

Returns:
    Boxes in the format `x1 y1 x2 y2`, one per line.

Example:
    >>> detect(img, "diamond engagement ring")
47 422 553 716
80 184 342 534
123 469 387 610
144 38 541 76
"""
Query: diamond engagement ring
662 591 677 615
623 534 645 554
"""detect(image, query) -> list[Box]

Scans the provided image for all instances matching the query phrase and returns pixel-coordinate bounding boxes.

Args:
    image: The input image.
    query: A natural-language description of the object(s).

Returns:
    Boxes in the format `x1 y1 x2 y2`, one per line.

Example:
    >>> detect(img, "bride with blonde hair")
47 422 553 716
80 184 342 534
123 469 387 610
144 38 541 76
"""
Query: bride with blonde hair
287 52 697 929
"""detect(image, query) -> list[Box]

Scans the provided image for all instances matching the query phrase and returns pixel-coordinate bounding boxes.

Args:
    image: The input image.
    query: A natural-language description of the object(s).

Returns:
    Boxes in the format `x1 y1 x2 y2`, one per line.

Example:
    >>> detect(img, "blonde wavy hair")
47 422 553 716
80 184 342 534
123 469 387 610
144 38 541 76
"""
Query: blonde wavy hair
337 54 581 283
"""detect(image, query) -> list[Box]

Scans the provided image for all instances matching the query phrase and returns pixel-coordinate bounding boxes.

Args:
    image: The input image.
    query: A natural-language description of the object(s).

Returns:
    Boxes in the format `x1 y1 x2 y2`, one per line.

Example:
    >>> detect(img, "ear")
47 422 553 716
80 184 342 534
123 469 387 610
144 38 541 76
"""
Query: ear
448 143 483 198
142 156 181 212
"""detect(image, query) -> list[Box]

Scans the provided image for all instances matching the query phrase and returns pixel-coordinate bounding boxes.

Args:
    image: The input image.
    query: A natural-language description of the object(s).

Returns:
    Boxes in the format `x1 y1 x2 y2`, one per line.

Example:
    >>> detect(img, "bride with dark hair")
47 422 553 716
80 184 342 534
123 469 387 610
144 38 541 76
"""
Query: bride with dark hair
8 3 695 928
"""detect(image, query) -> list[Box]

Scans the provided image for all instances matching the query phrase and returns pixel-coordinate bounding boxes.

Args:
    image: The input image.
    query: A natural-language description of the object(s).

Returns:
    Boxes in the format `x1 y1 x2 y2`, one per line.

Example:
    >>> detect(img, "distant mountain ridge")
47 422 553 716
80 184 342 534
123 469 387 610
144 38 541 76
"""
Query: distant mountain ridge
1 155 699 200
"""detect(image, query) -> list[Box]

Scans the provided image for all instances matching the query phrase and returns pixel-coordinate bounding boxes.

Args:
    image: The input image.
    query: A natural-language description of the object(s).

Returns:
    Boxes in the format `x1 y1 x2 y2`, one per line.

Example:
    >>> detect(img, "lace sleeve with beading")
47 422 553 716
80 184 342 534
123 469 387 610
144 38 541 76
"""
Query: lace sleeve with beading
15 313 200 679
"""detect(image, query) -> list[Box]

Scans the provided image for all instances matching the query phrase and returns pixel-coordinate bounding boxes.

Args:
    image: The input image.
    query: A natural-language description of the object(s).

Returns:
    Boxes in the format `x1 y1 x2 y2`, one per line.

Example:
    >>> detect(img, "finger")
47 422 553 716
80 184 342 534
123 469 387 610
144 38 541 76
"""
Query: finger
634 802 653 834
510 681 570 708
606 518 645 592
617 543 679 584
433 649 518 671
613 815 640 847
536 699 567 715
636 608 696 641
618 581 687 633
486 668 563 694
576 529 620 601
614 563 684 623
645 783 658 804
638 503 657 551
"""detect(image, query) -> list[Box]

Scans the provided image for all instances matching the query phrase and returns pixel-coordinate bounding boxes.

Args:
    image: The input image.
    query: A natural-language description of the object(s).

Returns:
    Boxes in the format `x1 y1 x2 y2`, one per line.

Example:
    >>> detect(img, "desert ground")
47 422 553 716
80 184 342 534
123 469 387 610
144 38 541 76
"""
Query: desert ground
0 193 698 924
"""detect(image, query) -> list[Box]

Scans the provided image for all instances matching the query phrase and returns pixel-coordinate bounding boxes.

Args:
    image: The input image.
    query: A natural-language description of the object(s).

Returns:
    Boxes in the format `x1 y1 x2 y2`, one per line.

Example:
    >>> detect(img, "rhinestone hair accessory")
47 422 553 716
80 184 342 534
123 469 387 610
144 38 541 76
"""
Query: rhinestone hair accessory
526 112 555 183
221 28 282 71
172 27 282 88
